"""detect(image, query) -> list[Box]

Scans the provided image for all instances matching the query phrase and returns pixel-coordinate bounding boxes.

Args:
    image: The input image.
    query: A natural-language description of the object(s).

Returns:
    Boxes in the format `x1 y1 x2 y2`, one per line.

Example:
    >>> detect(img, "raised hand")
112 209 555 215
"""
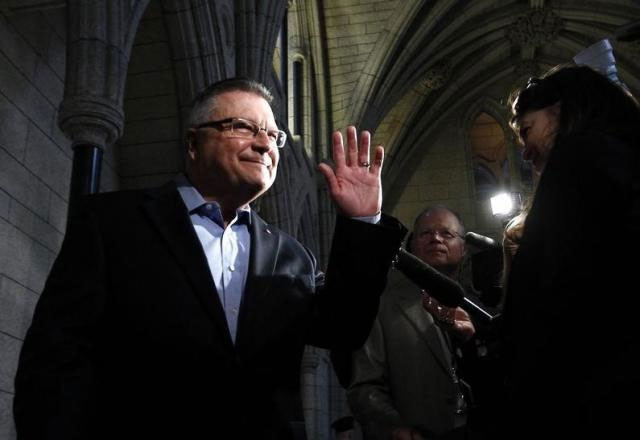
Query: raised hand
318 126 383 217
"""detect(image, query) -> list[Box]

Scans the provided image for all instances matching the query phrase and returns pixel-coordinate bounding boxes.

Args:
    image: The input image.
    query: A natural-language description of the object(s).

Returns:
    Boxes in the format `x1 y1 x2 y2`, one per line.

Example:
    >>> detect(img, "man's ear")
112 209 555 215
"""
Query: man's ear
185 129 198 161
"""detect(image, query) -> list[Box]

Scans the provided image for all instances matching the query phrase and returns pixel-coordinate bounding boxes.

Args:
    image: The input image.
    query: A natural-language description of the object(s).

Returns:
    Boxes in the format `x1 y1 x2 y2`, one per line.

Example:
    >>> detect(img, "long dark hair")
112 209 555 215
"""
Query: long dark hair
509 65 640 142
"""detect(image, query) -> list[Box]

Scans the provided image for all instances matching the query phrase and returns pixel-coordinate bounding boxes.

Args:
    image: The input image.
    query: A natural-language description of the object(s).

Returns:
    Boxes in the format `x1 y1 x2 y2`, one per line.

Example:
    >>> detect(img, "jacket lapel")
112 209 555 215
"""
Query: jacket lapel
235 211 281 347
393 279 453 375
141 182 233 350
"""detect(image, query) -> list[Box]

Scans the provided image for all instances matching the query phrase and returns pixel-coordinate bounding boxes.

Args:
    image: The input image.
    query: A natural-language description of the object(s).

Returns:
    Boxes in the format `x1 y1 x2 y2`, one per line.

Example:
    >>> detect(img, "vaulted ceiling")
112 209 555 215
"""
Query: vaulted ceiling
318 0 640 208
2 0 638 217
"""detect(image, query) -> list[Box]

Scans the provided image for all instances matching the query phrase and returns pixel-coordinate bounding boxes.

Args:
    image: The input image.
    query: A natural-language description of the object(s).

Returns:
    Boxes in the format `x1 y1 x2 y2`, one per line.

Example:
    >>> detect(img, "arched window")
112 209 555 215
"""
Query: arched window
469 112 509 200
292 59 304 136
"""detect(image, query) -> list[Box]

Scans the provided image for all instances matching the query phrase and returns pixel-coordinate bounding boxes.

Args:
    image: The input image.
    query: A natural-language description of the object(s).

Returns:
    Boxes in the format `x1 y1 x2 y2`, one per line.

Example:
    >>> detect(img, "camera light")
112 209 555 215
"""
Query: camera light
490 192 514 216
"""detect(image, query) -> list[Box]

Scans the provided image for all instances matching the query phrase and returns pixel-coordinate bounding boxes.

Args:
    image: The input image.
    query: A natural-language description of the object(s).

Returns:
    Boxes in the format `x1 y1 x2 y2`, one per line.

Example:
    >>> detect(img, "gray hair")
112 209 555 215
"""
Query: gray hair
413 204 465 235
405 205 466 253
187 77 274 128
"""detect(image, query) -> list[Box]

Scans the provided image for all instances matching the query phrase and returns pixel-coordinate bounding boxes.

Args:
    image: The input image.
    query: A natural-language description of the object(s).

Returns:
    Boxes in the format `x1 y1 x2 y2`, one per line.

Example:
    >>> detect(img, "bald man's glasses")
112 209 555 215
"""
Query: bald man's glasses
194 117 287 148
418 229 462 241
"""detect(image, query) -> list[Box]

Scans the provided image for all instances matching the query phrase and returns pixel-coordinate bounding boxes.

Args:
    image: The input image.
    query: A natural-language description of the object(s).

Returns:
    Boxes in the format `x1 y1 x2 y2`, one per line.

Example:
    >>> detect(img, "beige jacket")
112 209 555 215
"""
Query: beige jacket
347 270 464 439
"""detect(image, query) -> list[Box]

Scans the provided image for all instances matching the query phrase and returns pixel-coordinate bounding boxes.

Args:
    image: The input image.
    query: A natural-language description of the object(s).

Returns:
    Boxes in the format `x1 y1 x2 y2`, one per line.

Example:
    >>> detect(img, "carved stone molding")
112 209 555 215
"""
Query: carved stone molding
235 0 287 83
162 0 235 107
301 349 321 372
417 57 453 93
0 0 65 15
619 40 640 59
59 0 150 148
59 97 125 147
513 60 541 78
507 7 563 47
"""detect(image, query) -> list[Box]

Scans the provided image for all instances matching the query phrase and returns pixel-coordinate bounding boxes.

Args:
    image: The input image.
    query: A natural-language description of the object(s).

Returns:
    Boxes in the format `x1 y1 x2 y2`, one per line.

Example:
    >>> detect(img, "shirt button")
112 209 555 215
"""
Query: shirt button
229 265 235 271
205 204 212 210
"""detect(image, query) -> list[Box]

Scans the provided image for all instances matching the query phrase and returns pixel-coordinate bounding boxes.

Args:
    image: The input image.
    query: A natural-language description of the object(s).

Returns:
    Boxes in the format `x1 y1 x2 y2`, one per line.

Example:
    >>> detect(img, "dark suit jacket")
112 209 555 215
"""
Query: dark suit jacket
499 129 640 438
13 182 406 440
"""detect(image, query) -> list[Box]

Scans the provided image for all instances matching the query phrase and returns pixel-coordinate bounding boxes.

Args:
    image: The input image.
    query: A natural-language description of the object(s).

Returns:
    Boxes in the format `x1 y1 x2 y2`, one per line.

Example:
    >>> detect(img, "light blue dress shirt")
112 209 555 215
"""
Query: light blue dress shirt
176 175 250 344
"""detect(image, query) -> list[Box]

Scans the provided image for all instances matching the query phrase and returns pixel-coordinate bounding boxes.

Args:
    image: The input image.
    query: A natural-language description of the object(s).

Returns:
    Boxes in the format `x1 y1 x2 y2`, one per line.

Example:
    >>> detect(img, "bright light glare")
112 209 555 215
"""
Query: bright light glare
490 192 514 216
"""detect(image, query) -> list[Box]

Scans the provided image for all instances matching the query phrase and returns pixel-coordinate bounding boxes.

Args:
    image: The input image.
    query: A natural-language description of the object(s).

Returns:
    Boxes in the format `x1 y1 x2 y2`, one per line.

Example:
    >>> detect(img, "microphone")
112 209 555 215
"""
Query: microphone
393 248 496 322
464 232 501 250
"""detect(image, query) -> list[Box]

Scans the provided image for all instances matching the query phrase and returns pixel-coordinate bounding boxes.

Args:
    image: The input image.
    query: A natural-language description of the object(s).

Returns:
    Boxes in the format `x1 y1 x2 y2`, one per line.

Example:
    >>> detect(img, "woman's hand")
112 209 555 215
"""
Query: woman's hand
422 292 475 341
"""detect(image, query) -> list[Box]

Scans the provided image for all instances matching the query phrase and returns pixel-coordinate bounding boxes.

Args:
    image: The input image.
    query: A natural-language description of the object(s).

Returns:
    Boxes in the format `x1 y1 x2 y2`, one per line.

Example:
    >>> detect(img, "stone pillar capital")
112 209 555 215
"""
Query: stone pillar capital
60 0 149 149
59 96 125 147
301 351 321 372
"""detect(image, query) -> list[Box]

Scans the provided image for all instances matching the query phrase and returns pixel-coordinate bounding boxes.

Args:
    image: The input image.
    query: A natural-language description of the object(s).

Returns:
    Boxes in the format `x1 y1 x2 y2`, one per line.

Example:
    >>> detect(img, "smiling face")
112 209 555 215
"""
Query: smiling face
186 90 280 206
516 102 561 174
411 208 465 277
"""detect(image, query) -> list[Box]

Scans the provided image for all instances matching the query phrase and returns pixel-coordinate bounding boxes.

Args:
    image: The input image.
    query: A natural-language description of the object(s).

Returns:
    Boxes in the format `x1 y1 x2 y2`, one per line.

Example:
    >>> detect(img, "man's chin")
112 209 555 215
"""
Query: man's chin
246 169 275 186
422 249 446 260
243 178 274 198
423 257 447 268
423 255 457 269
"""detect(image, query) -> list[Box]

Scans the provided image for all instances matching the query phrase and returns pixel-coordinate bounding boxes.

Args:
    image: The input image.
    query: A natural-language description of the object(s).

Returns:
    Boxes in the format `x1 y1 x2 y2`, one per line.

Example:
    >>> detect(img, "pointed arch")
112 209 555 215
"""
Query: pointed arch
342 0 424 127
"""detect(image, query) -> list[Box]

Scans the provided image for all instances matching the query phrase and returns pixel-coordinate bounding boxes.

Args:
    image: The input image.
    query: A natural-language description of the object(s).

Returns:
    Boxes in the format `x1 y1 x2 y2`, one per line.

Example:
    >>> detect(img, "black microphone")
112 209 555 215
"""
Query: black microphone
393 248 496 322
464 232 501 250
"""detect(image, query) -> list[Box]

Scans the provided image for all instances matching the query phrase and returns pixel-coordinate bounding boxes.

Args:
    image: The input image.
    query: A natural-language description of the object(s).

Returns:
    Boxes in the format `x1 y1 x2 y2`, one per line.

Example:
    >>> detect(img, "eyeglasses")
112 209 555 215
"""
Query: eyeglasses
418 229 462 241
194 117 287 148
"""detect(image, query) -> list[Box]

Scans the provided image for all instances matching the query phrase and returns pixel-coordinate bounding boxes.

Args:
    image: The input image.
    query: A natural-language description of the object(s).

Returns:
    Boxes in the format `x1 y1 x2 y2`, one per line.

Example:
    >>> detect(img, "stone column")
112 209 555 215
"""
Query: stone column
234 0 296 233
234 0 287 84
161 0 236 124
58 0 150 212
301 347 333 440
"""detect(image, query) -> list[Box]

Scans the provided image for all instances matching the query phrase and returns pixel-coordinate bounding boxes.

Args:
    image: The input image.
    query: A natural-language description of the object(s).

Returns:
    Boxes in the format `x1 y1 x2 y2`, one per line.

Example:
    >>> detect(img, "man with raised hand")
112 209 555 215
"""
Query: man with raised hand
14 78 406 440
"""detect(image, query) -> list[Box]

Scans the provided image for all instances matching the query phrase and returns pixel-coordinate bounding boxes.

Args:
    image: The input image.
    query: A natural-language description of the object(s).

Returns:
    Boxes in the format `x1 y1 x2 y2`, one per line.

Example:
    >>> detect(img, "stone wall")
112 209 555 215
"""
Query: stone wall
0 8 68 439
323 0 400 129
119 1 182 190
392 116 476 232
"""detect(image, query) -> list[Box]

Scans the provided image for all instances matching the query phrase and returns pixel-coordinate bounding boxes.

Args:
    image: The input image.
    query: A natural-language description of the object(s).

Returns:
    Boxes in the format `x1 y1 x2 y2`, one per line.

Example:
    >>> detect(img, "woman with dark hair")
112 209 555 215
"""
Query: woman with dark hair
498 65 640 438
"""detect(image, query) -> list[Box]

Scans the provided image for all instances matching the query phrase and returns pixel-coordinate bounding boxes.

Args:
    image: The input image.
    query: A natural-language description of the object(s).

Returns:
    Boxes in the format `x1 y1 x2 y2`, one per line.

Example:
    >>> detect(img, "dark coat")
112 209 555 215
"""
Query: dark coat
500 130 640 438
13 182 406 440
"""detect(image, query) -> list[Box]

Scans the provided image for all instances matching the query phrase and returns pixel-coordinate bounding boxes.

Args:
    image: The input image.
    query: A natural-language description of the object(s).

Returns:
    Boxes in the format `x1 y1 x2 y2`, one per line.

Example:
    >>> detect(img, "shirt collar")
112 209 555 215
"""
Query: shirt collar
175 174 252 225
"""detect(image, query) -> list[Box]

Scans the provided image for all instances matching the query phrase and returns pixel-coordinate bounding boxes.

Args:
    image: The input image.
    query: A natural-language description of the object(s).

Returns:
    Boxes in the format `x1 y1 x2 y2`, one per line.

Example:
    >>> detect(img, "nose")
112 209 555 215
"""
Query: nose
252 129 273 152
